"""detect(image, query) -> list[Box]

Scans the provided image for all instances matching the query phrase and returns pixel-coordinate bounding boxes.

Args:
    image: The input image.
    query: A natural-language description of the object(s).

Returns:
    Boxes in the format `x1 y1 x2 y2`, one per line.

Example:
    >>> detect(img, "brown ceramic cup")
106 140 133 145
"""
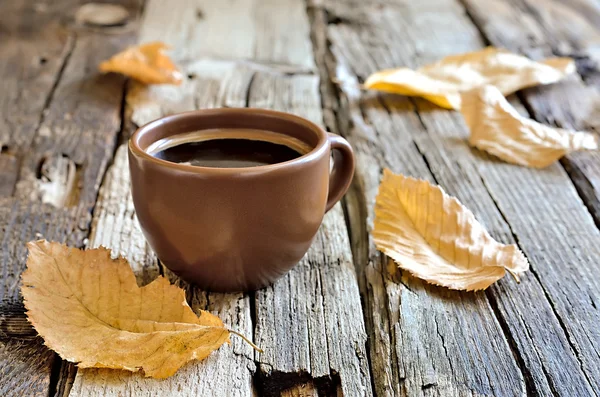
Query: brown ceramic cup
128 108 354 292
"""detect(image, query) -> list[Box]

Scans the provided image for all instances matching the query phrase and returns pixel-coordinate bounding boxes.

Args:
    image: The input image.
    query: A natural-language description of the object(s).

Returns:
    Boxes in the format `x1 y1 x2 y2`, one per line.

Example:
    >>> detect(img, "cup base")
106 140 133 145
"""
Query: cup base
163 262 286 293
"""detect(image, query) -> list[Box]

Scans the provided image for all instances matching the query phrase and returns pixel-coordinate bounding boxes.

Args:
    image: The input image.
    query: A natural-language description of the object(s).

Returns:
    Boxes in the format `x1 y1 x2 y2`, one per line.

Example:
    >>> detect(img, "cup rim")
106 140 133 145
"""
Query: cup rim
128 108 329 174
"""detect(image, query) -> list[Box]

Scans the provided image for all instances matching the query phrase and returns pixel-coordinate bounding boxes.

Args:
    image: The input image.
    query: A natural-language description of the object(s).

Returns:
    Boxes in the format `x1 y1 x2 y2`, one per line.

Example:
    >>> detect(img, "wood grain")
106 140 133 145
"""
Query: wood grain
0 1 139 395
313 0 599 395
0 300 53 397
0 338 56 397
460 0 600 393
70 63 256 397
250 72 372 397
139 0 315 71
73 68 371 397
5 0 598 395
75 67 371 397
312 2 525 396
413 100 599 397
461 0 600 228
0 150 19 198
0 0 72 155
72 0 371 395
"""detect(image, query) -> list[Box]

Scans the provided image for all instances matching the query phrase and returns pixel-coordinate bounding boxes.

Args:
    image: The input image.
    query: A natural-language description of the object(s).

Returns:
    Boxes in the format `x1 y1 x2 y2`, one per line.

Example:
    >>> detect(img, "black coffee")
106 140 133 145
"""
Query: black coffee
147 129 308 168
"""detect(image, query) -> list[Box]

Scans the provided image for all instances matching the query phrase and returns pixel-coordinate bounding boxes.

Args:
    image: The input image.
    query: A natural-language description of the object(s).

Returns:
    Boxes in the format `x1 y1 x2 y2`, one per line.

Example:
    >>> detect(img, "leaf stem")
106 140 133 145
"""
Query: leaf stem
228 329 263 353
506 268 521 283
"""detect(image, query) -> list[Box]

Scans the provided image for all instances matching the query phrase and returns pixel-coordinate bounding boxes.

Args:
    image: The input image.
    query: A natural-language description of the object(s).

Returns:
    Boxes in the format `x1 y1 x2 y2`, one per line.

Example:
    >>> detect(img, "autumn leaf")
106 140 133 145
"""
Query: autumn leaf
461 85 599 168
21 240 230 379
373 170 529 290
76 3 129 27
99 42 183 85
363 47 574 109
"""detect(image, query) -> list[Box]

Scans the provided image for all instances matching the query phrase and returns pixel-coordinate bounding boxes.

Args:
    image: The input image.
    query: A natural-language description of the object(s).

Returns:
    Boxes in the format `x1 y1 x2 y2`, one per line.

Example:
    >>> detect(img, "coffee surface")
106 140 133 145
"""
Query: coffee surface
147 129 309 168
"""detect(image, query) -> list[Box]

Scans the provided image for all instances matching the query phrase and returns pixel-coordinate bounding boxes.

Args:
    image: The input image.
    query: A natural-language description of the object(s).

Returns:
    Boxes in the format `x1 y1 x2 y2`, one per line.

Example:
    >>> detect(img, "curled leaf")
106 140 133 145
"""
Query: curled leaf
99 42 183 85
373 170 528 291
21 241 230 379
364 47 575 109
461 85 599 168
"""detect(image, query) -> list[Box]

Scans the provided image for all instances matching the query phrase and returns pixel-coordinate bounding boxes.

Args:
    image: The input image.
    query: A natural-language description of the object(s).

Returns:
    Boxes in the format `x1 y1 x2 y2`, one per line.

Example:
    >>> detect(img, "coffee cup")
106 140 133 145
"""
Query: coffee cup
128 108 354 292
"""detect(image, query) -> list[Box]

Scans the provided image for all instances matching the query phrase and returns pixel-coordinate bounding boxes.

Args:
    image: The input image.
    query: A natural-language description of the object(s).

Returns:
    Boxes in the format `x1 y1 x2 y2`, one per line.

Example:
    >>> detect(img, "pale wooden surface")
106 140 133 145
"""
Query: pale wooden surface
1 0 600 396
72 1 369 396
0 0 138 395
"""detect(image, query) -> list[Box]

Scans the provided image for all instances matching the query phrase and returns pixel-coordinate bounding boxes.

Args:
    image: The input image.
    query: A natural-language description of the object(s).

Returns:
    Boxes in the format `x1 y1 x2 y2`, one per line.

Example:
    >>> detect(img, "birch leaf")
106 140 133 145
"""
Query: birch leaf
461 85 599 168
373 170 529 291
363 47 575 109
99 42 183 85
21 240 230 379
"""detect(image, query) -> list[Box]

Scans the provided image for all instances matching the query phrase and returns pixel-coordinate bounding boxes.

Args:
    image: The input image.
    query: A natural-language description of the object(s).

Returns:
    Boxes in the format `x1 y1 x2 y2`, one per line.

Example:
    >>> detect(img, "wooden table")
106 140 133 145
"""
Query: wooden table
1 0 599 396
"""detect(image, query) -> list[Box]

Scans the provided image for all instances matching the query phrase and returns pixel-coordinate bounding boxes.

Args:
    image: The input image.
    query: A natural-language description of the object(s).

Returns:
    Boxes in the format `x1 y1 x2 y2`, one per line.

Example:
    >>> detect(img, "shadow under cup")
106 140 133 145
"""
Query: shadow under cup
128 108 354 292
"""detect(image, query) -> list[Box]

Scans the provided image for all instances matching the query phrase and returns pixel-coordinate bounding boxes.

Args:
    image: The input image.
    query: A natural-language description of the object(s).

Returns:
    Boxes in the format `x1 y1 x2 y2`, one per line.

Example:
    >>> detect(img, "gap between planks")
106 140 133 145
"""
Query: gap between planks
0 0 140 395
312 0 600 396
69 0 372 396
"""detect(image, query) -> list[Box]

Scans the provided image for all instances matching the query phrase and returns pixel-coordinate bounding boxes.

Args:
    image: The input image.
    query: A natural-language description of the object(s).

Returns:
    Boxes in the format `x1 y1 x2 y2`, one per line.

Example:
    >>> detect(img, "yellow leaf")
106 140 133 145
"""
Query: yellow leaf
99 42 183 85
461 85 599 168
373 170 528 291
363 47 575 109
21 240 230 379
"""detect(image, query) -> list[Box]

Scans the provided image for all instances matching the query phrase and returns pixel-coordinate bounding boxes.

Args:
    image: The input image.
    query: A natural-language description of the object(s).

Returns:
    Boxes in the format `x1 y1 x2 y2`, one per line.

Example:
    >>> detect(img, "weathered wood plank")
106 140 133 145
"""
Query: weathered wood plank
86 144 160 283
71 62 256 397
76 69 371 397
0 0 73 300
0 338 56 397
534 83 600 227
73 0 371 395
139 0 314 71
312 2 526 396
0 150 19 197
0 0 72 154
0 1 139 395
250 72 372 397
463 0 600 62
0 300 55 397
71 154 255 395
313 0 599 395
411 100 599 396
459 0 600 393
461 0 600 228
54 361 77 397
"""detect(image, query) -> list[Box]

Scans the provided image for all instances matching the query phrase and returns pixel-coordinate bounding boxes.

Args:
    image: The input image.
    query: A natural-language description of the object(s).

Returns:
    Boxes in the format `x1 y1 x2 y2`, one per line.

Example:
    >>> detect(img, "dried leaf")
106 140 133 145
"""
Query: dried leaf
99 42 183 85
76 3 129 27
21 240 230 379
373 169 528 290
461 85 599 168
363 47 575 109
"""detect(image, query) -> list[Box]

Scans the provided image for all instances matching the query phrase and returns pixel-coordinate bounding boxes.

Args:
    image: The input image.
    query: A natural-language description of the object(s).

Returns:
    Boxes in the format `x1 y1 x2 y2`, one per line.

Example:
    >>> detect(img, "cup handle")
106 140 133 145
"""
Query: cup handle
325 133 355 212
